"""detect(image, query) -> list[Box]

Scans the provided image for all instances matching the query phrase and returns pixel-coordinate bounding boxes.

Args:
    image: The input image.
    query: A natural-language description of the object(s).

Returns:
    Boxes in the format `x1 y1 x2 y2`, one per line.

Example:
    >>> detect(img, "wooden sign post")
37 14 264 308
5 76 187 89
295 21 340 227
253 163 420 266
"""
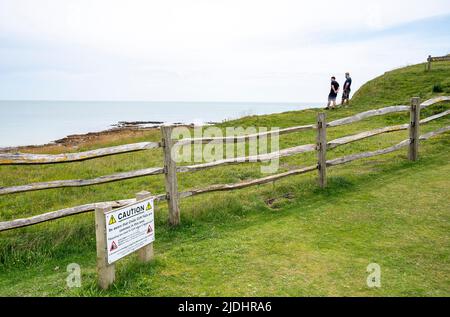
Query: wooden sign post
136 191 154 262
95 191 155 290
95 203 115 290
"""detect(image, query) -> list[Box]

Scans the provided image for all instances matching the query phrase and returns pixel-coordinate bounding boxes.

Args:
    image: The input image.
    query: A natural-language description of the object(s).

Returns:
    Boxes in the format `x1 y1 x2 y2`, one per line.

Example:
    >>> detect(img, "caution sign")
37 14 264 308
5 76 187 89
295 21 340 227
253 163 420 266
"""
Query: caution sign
109 215 117 225
105 198 155 264
110 241 118 251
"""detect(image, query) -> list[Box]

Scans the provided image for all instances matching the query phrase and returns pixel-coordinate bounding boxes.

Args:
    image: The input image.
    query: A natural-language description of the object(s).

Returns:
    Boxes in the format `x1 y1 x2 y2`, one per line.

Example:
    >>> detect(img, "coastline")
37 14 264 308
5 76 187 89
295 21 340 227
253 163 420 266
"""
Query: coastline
0 100 319 151
0 121 217 153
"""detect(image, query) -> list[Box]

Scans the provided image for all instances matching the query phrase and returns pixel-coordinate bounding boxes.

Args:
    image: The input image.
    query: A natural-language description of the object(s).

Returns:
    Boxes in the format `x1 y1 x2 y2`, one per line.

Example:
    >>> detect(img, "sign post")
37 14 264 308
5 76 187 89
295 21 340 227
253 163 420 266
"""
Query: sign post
95 191 155 290
136 191 154 263
95 203 115 290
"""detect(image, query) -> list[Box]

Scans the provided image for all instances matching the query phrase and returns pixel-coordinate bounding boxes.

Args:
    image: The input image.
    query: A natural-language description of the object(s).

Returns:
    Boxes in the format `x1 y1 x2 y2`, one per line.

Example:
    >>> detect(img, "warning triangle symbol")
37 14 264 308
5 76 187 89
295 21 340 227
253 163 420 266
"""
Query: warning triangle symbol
109 215 117 225
146 202 152 211
110 241 118 251
147 224 153 234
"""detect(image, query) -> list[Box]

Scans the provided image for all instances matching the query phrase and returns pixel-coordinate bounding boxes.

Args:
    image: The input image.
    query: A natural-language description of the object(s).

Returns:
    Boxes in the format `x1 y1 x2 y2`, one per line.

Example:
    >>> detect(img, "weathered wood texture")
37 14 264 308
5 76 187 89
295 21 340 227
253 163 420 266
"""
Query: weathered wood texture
0 142 161 165
0 194 167 232
161 126 181 226
327 96 449 128
0 143 315 196
420 109 450 123
0 167 164 195
2 124 449 233
2 109 448 196
136 191 154 263
316 113 327 188
175 125 315 146
427 54 450 71
327 125 449 167
95 204 115 290
327 106 409 127
408 98 421 161
420 96 450 108
327 108 449 149
0 165 319 232
419 125 450 140
429 55 450 62
177 143 316 173
327 140 411 167
327 124 408 149
178 165 318 199
1 97 447 166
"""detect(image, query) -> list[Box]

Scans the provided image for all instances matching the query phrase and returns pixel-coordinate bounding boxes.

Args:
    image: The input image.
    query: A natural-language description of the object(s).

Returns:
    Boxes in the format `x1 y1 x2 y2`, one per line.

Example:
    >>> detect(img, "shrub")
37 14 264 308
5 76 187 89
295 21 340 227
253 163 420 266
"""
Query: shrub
432 84 443 93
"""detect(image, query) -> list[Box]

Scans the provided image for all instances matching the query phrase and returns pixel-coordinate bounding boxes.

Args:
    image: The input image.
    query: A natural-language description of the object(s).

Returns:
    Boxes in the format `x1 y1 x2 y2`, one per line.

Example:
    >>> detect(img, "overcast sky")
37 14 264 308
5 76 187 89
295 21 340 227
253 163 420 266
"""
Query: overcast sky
1 0 450 102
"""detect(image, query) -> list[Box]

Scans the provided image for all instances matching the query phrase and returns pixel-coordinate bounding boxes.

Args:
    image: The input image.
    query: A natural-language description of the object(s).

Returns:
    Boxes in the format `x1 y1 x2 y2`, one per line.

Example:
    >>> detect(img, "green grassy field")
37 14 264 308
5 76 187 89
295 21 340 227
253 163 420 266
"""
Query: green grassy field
0 62 449 296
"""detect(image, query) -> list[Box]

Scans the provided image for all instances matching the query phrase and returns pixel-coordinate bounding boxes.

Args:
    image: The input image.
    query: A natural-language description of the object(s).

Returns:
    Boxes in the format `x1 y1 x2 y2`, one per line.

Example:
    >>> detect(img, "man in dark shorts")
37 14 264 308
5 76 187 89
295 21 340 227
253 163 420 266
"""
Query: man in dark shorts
341 72 352 106
326 76 339 109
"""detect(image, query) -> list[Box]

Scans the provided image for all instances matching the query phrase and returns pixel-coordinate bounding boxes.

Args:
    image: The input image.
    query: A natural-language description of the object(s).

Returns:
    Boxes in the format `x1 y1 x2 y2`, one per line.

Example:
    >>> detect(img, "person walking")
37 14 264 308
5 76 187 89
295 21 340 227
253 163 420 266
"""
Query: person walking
326 76 339 109
341 72 352 106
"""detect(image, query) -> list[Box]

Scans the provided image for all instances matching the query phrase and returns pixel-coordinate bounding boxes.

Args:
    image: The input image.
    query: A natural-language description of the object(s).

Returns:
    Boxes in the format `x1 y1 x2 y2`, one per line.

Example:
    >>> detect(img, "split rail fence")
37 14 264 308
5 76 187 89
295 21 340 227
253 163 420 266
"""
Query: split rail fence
0 96 449 232
427 54 450 71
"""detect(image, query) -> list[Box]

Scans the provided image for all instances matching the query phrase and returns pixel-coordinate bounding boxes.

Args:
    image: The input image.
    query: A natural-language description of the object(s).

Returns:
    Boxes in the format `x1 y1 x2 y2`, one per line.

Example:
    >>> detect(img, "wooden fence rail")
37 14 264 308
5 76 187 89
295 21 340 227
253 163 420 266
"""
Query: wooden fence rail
0 96 449 231
0 141 161 165
1 125 449 232
0 167 165 195
327 105 409 127
420 96 450 107
2 108 449 196
427 54 450 71
175 124 315 146
0 97 446 166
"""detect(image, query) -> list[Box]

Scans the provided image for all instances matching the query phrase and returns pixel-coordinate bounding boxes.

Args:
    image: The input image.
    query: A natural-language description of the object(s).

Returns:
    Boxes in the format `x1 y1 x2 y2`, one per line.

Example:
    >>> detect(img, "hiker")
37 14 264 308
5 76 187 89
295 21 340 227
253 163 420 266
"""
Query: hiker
341 72 352 106
326 76 339 109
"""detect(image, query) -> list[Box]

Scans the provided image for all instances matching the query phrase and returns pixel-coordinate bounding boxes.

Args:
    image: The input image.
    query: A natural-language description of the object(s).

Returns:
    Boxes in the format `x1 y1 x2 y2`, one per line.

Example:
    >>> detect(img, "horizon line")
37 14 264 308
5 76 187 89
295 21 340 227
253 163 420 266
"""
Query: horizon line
0 99 323 104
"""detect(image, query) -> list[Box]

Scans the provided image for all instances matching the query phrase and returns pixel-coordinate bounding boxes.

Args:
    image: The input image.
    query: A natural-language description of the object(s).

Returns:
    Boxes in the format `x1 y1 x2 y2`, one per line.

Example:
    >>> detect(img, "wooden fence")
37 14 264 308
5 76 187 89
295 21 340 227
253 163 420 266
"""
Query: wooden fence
427 54 450 71
0 96 449 232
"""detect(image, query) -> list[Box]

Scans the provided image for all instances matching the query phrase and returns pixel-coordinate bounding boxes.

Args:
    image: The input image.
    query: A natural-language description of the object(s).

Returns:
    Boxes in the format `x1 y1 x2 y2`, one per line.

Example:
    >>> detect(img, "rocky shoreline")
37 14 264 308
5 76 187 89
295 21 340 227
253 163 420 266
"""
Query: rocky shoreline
0 120 219 153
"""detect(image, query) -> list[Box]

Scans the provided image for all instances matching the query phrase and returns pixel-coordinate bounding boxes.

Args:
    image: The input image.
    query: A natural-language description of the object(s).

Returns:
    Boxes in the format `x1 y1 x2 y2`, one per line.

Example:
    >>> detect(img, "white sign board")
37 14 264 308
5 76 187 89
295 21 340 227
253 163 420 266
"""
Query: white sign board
105 198 155 264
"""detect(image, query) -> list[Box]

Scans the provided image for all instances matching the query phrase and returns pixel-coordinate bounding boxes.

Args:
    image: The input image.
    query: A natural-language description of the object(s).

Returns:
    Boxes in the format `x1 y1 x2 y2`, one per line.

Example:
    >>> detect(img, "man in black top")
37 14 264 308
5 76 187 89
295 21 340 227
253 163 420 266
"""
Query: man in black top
341 72 352 106
326 76 339 109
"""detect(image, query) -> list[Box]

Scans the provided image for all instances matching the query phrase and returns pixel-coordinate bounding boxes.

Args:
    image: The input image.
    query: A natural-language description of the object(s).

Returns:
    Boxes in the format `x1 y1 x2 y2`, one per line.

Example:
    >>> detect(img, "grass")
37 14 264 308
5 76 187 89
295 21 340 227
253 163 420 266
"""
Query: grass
0 61 449 296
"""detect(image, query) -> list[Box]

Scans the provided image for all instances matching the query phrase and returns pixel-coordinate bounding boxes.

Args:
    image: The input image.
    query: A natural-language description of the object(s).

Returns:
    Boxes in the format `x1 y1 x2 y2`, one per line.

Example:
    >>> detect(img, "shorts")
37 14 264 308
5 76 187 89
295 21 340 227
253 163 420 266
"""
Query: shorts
328 95 337 101
342 89 351 99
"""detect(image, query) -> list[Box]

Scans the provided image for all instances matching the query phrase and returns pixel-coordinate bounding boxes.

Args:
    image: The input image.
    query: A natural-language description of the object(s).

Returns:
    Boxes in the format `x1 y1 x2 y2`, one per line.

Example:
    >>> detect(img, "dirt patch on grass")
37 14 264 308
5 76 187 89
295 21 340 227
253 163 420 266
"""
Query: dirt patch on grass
265 192 296 210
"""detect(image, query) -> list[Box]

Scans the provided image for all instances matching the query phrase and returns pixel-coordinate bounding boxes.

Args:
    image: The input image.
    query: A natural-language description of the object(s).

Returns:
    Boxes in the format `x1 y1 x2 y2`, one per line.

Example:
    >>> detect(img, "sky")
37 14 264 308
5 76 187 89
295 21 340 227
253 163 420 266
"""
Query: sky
0 0 450 102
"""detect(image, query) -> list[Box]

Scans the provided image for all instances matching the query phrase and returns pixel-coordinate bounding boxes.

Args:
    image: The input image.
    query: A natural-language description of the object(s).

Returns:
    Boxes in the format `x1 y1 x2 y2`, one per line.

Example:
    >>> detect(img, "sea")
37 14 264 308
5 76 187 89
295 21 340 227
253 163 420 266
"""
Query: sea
0 100 321 148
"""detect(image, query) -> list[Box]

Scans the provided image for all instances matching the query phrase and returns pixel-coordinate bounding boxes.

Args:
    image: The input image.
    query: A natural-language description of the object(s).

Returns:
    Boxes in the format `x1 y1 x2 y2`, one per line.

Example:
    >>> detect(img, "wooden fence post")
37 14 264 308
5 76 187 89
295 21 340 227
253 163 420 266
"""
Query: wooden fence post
427 55 432 71
408 97 421 161
136 191 154 262
161 125 181 226
316 113 327 188
95 204 115 290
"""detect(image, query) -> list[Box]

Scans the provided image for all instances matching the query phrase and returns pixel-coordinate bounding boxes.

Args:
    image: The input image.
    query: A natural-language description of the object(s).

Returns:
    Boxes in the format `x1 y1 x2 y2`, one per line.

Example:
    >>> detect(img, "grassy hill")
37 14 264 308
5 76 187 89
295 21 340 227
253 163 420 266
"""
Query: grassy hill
0 61 449 296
